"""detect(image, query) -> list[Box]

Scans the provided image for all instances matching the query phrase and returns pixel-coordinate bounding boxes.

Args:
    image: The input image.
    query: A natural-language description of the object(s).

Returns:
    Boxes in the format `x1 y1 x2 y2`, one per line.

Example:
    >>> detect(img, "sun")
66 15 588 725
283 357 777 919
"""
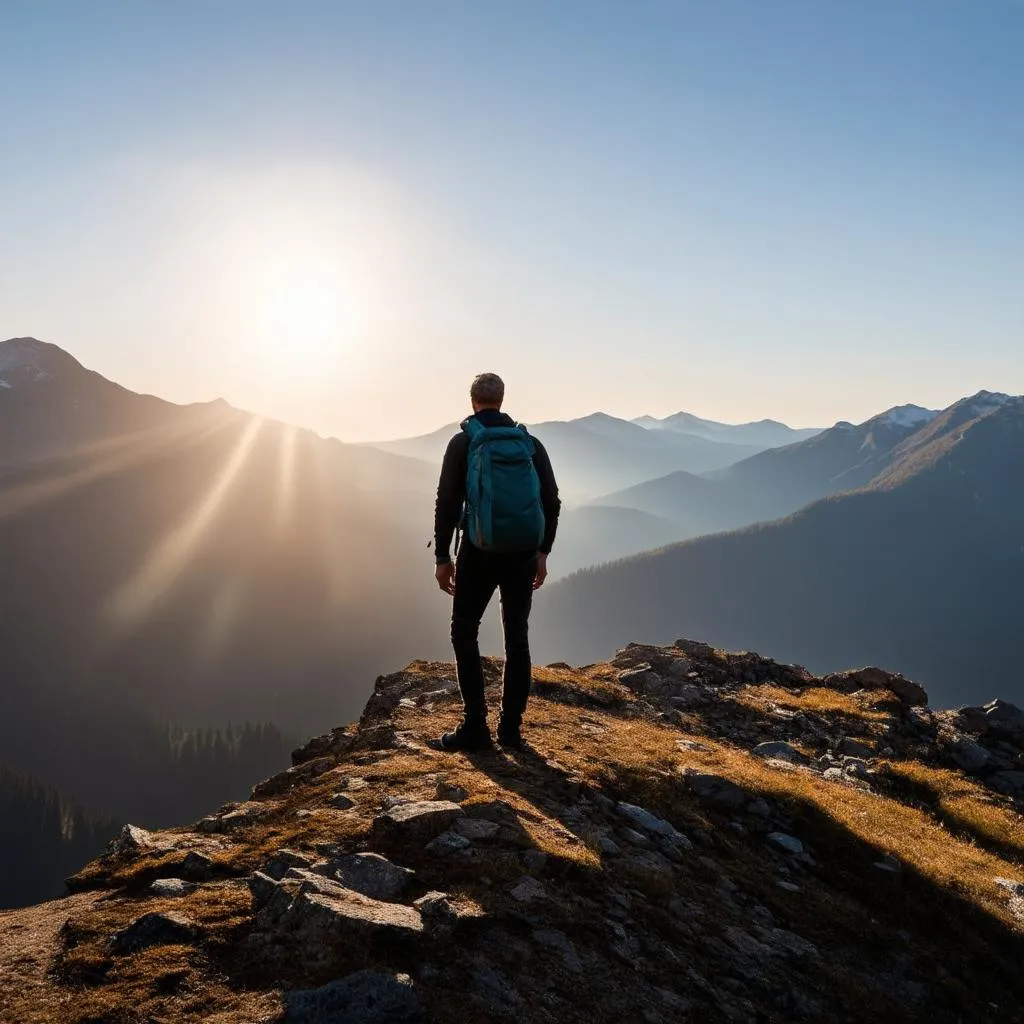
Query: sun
261 277 343 352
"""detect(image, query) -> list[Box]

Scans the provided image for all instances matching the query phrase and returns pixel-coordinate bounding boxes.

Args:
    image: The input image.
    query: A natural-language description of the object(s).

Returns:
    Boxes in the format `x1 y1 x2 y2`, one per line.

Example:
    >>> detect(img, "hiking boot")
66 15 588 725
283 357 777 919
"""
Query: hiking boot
439 719 492 752
496 717 523 749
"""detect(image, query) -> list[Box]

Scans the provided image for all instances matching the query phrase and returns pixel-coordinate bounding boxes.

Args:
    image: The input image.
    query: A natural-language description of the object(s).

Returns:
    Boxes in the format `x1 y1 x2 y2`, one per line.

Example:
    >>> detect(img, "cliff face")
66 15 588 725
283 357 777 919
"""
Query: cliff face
2 642 1024 1024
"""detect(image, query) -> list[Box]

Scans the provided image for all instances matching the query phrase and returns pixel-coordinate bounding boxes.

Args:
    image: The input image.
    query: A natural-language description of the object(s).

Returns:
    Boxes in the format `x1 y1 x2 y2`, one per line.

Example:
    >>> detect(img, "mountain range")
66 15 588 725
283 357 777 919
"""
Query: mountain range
3 334 1023 909
366 410 783 499
535 392 1024 710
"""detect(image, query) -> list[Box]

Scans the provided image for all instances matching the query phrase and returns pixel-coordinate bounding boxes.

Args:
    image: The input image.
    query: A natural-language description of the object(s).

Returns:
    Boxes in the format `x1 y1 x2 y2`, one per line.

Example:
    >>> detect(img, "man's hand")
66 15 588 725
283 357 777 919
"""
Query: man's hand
533 553 548 590
435 561 456 596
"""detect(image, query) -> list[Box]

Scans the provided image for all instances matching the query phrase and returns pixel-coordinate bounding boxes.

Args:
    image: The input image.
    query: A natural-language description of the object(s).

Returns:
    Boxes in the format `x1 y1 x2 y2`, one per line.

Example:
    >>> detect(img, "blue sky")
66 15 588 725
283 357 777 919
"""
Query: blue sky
1 1 1021 440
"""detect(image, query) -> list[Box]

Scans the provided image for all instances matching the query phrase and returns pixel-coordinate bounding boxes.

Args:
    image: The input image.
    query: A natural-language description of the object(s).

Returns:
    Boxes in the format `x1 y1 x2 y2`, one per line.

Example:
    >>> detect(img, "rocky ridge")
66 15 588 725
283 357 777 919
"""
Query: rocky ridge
2 641 1023 1023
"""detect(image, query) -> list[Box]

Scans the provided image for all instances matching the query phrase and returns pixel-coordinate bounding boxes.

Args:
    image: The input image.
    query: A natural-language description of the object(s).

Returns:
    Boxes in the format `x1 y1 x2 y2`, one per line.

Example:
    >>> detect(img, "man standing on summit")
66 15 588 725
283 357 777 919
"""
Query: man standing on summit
433 373 561 751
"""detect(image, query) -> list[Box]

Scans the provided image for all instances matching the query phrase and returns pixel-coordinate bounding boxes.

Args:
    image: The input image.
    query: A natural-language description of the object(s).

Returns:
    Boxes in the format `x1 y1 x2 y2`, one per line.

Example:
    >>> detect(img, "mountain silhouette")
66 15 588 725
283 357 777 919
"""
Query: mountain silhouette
633 410 822 447
366 409 765 499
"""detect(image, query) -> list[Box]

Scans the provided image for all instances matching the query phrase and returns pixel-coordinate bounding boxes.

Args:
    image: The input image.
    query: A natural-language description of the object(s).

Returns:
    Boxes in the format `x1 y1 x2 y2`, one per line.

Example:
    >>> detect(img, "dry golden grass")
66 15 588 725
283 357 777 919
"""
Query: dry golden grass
883 759 1024 860
734 683 892 723
397 673 1024 932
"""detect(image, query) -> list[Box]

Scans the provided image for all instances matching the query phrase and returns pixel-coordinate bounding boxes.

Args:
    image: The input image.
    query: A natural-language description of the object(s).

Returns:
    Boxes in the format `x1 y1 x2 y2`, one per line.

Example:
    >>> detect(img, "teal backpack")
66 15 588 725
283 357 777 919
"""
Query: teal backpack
463 418 546 553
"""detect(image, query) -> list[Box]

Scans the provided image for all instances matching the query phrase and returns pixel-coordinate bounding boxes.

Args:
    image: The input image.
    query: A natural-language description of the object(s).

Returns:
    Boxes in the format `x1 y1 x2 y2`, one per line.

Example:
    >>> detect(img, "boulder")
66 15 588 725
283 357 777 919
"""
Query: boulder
766 833 804 856
276 884 424 951
752 742 805 764
946 736 993 772
510 876 547 902
837 738 875 759
617 665 665 696
197 802 269 834
150 878 195 898
175 851 215 882
290 726 356 767
984 700 1024 739
263 849 315 881
824 667 928 706
107 824 156 858
683 772 747 810
453 818 501 842
619 849 675 885
414 892 458 929
322 853 414 902
107 912 198 955
373 801 464 842
283 970 423 1024
617 802 676 837
425 832 472 855
329 793 356 810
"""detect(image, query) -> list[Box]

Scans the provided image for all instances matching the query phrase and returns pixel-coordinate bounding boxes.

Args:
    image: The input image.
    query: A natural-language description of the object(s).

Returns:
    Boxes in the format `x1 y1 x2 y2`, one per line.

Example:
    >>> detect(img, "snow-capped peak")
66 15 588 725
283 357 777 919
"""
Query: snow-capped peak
875 405 939 429
962 391 1018 417
0 337 53 373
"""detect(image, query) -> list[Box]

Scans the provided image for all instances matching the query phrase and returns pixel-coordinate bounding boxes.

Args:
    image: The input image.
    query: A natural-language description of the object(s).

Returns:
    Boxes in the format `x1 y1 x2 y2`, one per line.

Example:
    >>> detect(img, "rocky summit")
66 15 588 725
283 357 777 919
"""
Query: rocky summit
2 641 1024 1023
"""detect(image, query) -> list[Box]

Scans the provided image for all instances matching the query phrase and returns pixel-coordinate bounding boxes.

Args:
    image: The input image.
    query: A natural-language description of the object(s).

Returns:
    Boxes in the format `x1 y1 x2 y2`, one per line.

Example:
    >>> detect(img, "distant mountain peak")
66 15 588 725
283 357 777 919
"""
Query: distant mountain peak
0 337 83 386
871 405 939 429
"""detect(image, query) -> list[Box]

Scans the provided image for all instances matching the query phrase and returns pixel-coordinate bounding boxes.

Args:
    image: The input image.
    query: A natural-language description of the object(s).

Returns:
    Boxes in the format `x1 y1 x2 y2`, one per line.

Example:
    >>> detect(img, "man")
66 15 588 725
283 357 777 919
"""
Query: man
433 372 561 751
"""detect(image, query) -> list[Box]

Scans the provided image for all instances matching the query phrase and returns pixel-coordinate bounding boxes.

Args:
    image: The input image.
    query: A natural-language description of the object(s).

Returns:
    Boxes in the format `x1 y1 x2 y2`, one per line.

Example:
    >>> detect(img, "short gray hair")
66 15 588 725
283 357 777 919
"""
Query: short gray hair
470 372 505 407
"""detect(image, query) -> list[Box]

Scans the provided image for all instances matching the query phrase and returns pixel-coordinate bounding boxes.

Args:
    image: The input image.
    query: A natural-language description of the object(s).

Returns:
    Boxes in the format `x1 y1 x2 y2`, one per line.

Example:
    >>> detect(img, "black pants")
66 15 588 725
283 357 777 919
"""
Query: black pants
451 540 536 725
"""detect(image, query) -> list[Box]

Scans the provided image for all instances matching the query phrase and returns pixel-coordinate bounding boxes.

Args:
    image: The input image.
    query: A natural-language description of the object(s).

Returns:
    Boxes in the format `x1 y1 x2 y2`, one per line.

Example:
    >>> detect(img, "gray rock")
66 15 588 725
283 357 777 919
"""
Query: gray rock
197 801 269 834
327 853 414 902
752 741 805 763
107 912 198 955
837 738 875 758
414 891 458 929
177 851 215 882
985 699 1024 738
276 882 424 949
150 878 195 898
597 836 622 856
248 871 281 909
619 827 651 847
618 802 675 836
684 771 747 810
766 832 804 856
668 686 704 707
510 876 547 902
329 793 356 810
334 776 369 792
842 758 872 779
874 854 902 873
994 877 1024 897
947 736 992 772
617 665 665 695
665 657 695 678
454 818 501 841
263 849 315 881
425 831 472 855
747 798 772 818
283 970 424 1023
436 781 469 802
620 849 675 885
534 928 584 972
373 801 463 842
107 824 156 857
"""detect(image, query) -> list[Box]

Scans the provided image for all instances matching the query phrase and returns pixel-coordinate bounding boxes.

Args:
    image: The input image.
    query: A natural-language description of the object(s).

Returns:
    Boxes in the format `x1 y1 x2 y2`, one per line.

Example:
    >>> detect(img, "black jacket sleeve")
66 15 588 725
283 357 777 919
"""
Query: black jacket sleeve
532 437 561 555
433 433 468 563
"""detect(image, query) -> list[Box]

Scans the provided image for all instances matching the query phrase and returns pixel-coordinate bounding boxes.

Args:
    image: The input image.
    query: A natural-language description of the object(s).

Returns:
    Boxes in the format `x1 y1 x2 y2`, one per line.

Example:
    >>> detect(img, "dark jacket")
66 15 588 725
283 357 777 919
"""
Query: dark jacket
433 409 561 564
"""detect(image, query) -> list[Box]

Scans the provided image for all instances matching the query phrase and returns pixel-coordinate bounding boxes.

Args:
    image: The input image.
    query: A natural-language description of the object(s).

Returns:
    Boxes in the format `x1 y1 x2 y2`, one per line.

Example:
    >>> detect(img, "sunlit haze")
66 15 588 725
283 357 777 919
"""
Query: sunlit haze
2 1 1021 441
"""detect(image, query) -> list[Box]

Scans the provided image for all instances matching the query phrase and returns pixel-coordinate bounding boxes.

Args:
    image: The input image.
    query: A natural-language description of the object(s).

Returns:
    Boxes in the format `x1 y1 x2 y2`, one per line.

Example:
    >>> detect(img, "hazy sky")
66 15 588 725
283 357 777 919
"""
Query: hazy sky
2 1 1021 441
